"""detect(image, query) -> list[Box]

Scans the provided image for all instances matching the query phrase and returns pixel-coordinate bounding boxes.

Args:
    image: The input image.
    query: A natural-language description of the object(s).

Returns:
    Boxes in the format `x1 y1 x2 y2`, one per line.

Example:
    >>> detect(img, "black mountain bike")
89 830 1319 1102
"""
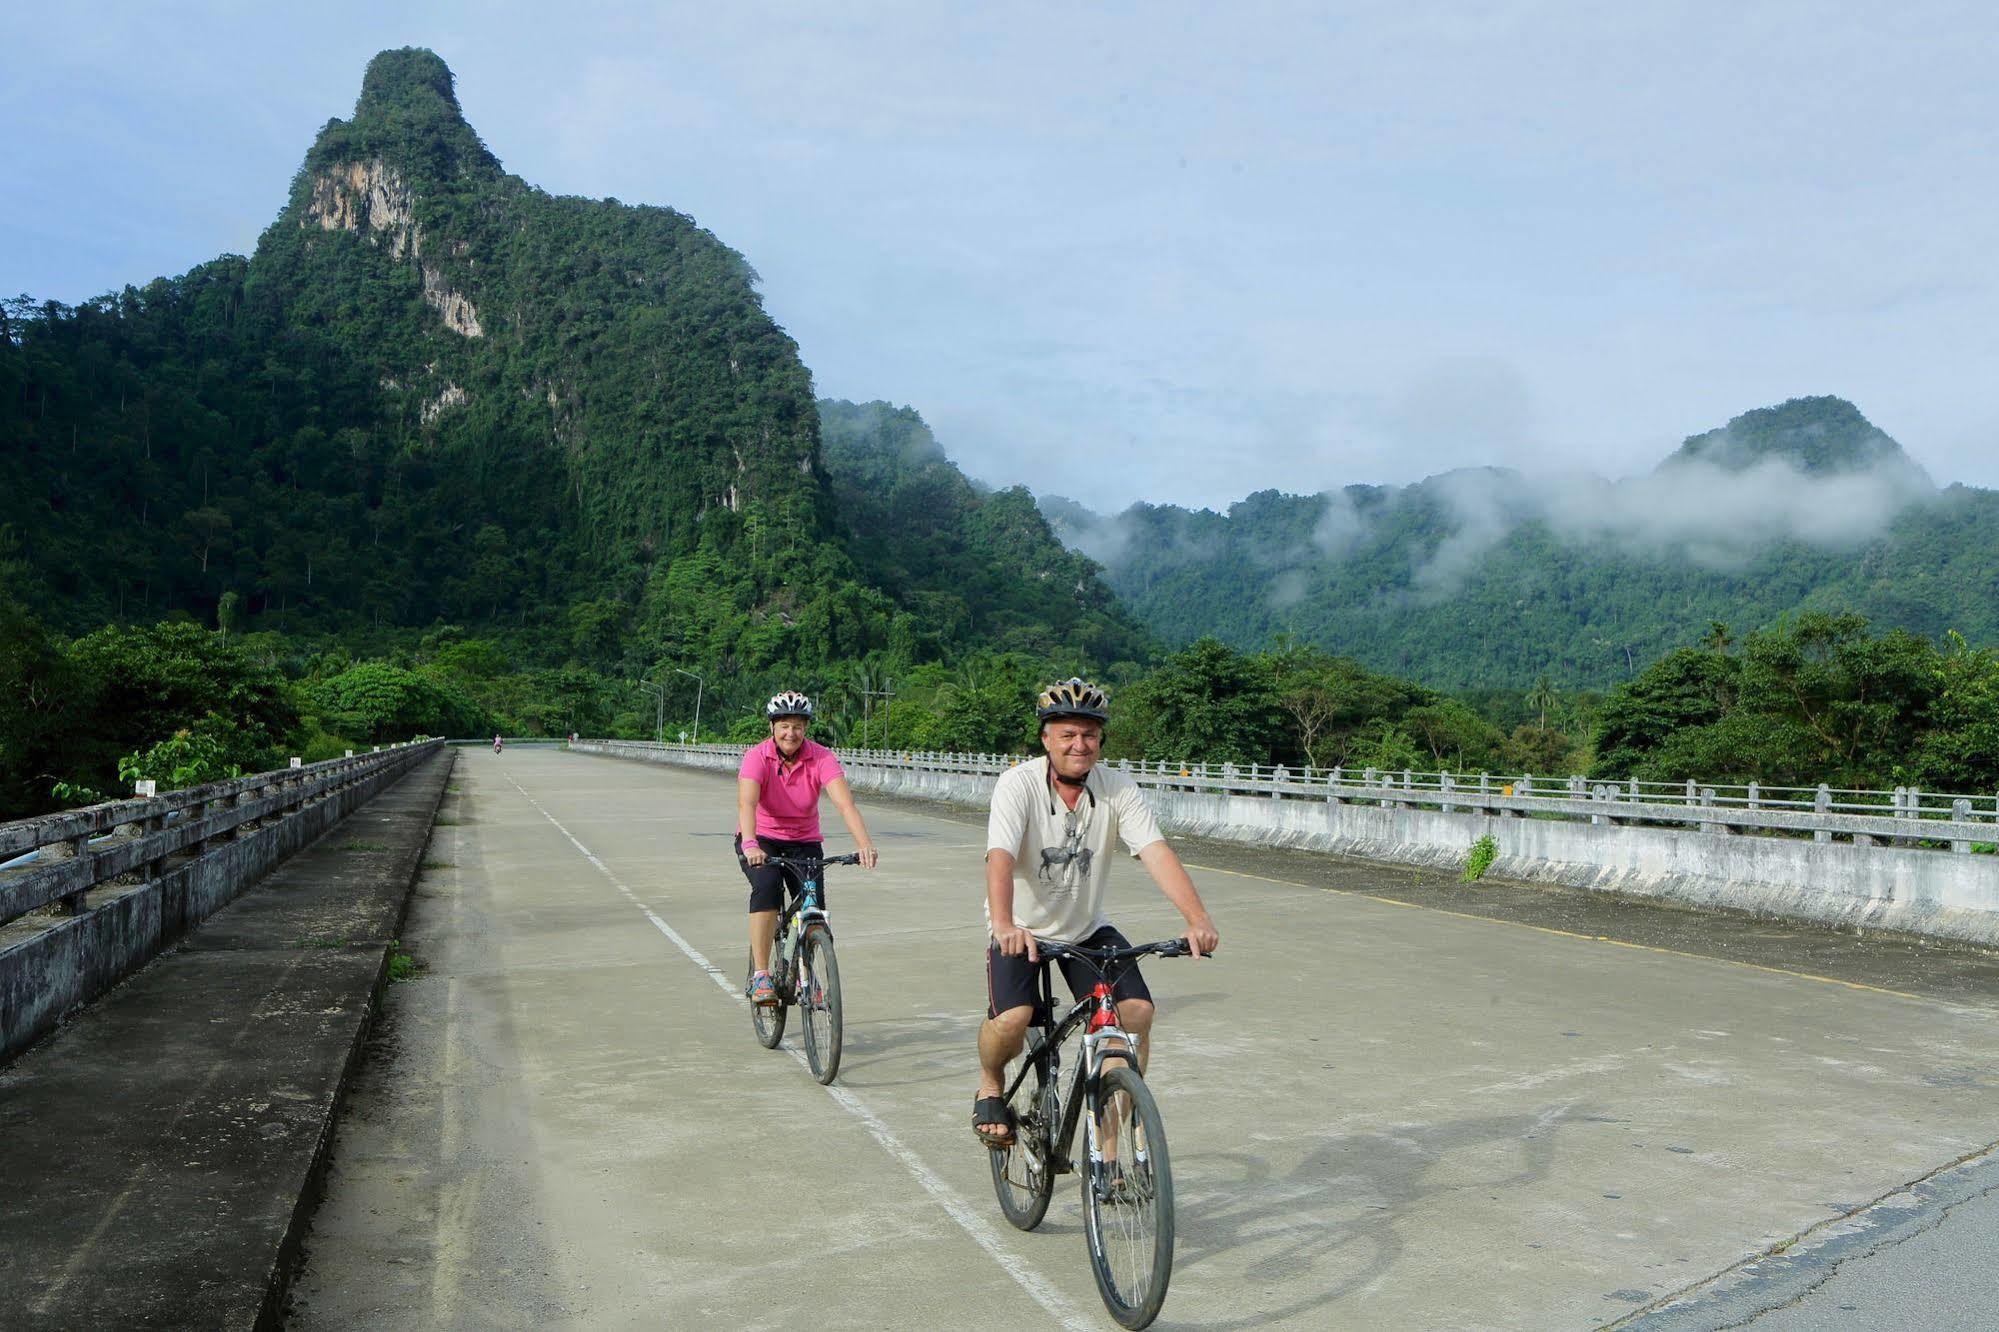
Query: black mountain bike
746 853 858 1084
988 936 1199 1329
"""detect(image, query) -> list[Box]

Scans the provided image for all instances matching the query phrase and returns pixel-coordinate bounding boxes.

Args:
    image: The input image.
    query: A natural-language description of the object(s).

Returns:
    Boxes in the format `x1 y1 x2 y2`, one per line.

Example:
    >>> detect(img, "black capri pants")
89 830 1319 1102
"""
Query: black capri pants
734 834 826 914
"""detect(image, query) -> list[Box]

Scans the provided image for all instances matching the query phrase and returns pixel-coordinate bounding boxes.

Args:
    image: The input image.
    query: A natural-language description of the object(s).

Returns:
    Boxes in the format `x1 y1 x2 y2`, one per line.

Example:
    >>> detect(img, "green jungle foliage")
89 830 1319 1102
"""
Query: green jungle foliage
1591 613 1999 792
0 582 303 813
1044 398 1999 692
8 575 1992 821
1101 636 1585 775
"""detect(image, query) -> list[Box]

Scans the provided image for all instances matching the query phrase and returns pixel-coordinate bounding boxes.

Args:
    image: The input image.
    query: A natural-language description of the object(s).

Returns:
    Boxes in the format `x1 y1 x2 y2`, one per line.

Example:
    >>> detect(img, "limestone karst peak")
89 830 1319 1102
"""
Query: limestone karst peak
355 48 464 124
305 47 500 181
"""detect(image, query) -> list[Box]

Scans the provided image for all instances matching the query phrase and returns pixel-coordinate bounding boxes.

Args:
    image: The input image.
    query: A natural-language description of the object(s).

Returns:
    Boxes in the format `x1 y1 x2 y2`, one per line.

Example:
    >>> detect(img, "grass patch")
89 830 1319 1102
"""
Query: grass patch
340 839 390 852
291 936 349 950
420 858 454 870
1462 834 1499 882
432 816 461 826
387 939 420 983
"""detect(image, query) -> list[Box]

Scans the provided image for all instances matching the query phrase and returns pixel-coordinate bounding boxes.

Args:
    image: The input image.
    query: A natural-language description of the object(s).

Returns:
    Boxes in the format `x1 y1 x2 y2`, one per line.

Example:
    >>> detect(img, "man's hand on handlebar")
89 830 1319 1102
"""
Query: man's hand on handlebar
994 924 1039 962
1183 915 1220 958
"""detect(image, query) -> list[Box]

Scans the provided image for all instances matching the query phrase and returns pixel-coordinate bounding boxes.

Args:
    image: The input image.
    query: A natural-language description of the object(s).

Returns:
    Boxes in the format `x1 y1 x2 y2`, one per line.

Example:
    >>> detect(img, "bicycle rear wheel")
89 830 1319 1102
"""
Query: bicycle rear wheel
797 924 843 1084
989 1029 1057 1230
749 950 786 1049
1083 1064 1174 1329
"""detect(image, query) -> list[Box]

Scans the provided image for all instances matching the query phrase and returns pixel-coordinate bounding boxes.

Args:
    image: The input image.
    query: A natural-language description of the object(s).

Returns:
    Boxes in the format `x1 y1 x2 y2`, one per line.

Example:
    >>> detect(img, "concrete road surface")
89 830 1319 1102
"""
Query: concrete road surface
288 748 1999 1329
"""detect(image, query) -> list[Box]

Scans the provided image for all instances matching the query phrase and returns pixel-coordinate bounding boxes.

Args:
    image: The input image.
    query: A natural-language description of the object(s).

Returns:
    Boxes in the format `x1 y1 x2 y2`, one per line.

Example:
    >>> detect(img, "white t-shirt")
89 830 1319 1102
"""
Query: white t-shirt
985 757 1166 944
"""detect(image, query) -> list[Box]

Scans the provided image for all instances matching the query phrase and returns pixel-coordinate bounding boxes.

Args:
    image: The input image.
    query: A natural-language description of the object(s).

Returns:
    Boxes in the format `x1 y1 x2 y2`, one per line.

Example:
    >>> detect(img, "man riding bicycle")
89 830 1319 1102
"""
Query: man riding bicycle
974 677 1220 1147
737 690 878 1006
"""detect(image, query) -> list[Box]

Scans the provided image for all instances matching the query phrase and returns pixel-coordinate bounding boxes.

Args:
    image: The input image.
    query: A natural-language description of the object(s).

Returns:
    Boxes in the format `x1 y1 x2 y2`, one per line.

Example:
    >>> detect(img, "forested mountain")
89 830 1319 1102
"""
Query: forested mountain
818 400 1149 667
1043 397 1999 690
2 48 1133 678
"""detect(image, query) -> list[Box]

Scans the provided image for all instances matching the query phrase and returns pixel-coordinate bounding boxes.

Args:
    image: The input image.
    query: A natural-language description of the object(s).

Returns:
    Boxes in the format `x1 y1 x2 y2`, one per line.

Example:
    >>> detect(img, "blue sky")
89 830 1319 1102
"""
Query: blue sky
6 2 1996 509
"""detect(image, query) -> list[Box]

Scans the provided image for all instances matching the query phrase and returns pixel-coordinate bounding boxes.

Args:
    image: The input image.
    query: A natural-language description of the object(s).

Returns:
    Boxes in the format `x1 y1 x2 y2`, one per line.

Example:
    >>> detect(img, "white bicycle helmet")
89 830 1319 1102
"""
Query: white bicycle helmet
766 690 814 719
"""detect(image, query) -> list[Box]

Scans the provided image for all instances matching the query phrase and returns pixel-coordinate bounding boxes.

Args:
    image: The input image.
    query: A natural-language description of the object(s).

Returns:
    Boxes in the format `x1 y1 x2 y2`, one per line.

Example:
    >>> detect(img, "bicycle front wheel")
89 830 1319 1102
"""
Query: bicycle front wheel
989 1030 1056 1231
1083 1064 1174 1329
749 951 786 1049
797 924 843 1084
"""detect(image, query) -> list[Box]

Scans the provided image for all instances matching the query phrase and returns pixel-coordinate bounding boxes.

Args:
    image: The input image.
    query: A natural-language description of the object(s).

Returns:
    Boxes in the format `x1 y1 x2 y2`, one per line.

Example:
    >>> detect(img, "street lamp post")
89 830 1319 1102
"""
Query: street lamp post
673 668 704 743
635 681 665 744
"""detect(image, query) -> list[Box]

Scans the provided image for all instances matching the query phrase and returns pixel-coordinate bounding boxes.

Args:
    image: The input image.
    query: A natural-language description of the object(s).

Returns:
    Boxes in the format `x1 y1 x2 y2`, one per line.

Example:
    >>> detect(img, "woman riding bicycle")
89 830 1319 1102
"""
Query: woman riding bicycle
737 691 879 1006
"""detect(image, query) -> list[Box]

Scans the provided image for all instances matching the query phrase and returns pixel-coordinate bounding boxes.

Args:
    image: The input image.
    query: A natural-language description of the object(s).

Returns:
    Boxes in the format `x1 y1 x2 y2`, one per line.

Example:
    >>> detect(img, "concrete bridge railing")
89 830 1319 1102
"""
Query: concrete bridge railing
574 742 1999 850
0 739 444 1063
570 740 1999 947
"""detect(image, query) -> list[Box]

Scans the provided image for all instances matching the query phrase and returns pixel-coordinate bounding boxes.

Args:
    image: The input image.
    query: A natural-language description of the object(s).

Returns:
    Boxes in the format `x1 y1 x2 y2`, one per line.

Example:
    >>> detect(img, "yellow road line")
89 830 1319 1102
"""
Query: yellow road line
1184 861 1936 1004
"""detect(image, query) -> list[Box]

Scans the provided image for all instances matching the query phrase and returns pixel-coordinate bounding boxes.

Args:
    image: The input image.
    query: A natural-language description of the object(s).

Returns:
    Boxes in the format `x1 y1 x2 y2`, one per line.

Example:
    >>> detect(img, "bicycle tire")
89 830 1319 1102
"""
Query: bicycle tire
797 924 843 1084
989 1029 1057 1230
749 950 786 1049
1083 1064 1174 1329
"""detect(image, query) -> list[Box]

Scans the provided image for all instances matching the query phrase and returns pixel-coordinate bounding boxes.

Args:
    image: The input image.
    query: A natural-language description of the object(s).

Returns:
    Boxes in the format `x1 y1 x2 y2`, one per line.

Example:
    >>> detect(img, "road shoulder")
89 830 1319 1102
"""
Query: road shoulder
0 748 453 1330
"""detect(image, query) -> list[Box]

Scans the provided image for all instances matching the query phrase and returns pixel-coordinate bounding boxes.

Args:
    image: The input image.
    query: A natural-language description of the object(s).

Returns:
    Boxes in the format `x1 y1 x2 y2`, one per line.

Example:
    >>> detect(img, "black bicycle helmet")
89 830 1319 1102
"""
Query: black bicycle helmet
1036 677 1110 723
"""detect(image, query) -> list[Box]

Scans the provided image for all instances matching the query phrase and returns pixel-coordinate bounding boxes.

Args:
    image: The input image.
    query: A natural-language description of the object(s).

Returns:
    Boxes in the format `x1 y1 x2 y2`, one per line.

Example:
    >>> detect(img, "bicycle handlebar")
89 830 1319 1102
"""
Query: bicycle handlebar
1035 936 1212 963
760 852 863 869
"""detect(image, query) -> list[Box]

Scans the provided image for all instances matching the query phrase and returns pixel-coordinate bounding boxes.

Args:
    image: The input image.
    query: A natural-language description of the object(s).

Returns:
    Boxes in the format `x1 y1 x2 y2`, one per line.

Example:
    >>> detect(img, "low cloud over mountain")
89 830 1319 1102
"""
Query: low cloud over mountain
1041 397 1984 689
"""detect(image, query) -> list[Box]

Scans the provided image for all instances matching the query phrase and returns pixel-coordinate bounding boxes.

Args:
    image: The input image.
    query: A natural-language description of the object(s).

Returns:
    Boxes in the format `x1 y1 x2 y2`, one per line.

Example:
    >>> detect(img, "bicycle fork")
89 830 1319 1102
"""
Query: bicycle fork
1064 983 1147 1189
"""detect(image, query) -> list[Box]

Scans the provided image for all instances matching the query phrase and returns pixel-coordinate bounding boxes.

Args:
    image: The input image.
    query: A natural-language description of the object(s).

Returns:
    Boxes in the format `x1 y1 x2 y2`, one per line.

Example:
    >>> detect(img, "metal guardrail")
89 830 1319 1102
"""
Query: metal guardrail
576 740 1999 855
0 741 443 930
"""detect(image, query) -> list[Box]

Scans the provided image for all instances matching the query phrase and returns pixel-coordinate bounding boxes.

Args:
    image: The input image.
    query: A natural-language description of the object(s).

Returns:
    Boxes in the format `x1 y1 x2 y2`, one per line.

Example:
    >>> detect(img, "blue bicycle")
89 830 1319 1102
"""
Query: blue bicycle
747 853 858 1084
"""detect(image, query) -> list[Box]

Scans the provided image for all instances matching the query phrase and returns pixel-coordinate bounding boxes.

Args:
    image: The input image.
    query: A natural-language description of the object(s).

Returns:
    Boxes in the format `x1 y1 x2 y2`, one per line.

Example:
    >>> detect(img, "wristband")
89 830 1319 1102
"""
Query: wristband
742 837 761 850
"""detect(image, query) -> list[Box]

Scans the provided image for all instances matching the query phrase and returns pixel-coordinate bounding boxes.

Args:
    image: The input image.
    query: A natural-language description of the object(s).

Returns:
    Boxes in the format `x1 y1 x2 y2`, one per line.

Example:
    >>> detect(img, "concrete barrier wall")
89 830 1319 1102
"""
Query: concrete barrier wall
573 740 1999 948
0 743 443 1064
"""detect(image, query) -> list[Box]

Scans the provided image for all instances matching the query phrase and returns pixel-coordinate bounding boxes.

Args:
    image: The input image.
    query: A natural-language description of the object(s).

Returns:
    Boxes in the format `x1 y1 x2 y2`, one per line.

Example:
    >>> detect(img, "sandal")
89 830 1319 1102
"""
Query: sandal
973 1094 1014 1149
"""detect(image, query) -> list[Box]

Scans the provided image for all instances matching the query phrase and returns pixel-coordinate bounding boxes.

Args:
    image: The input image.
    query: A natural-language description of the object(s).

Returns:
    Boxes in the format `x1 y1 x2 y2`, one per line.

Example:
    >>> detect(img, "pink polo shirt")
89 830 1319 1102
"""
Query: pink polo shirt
738 738 846 842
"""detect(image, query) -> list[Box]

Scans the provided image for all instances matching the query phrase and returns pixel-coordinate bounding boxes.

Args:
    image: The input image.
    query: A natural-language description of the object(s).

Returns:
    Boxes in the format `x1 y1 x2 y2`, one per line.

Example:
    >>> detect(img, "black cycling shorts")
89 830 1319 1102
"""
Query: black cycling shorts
985 924 1153 1022
735 835 825 914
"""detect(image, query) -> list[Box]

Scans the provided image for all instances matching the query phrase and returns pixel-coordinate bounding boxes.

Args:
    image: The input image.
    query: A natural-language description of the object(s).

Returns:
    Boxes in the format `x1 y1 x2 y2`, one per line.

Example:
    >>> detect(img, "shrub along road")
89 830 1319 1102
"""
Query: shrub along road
289 748 1999 1329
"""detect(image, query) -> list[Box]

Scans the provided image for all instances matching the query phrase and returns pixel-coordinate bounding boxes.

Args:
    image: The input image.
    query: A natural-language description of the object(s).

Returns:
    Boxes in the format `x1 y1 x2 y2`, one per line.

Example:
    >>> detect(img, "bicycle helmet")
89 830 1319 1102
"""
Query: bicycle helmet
766 690 814 719
1036 677 1109 723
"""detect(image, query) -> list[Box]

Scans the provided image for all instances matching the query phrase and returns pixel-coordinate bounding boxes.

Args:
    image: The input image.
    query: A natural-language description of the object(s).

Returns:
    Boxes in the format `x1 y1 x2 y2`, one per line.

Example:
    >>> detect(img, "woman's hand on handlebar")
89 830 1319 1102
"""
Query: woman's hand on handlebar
857 844 879 869
742 841 768 867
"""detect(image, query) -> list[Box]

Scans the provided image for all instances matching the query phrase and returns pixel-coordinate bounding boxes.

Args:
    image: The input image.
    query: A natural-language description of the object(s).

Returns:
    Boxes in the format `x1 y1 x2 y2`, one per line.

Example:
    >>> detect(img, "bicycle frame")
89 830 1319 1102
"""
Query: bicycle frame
762 854 856 970
1004 956 1146 1175
779 871 828 963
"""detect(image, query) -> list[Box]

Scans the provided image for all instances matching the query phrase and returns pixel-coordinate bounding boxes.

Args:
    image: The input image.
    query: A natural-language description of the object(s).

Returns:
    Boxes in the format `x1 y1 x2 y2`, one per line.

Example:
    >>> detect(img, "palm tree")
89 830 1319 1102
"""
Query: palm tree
1526 674 1559 731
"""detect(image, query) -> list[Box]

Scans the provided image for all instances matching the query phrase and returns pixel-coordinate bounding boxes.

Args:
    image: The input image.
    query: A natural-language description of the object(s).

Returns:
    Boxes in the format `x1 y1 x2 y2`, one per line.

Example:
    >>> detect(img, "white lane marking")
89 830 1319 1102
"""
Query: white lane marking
502 773 1093 1331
